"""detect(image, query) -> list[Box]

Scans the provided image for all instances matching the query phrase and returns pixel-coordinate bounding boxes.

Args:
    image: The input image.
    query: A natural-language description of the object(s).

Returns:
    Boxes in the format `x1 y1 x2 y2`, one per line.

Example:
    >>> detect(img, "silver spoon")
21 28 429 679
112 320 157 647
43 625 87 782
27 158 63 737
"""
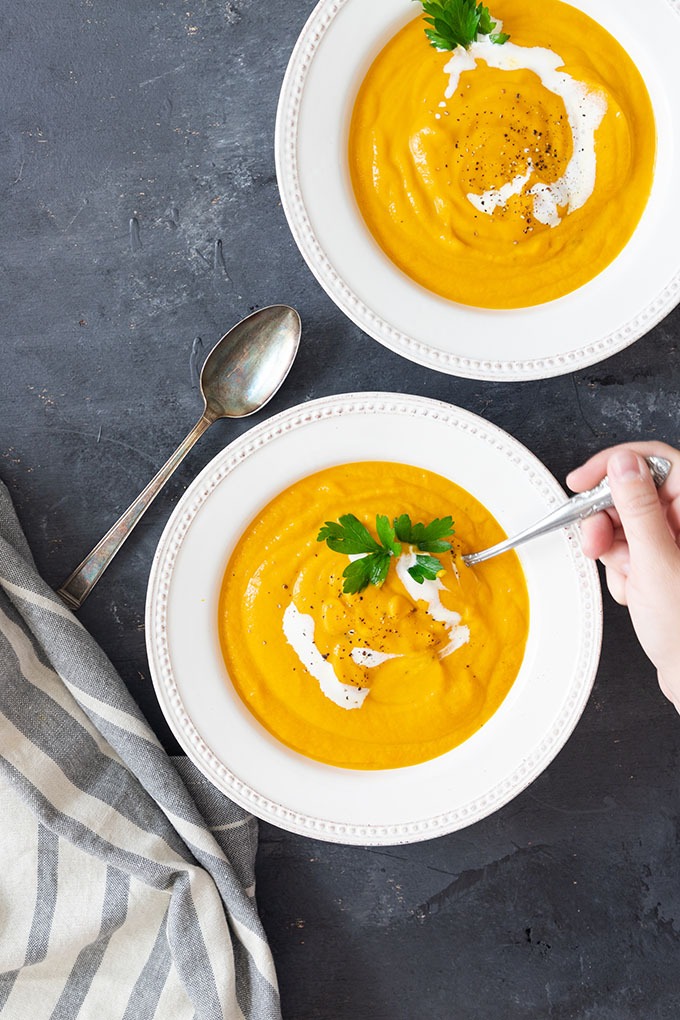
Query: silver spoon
58 304 301 609
462 455 672 567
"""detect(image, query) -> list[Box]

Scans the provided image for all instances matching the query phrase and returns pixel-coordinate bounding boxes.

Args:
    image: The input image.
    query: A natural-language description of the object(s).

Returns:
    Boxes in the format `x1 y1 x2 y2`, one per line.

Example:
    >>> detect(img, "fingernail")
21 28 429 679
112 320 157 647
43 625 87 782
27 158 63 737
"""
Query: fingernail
609 451 645 483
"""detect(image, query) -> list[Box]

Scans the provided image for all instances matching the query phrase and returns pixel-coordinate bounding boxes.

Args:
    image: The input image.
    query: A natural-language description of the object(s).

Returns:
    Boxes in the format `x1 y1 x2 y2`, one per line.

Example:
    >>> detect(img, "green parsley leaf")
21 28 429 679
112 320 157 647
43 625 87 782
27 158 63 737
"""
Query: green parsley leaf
317 514 402 594
317 513 455 594
393 514 455 552
368 550 392 588
415 0 509 51
341 556 372 595
393 514 412 543
476 5 495 34
407 554 446 584
375 514 402 556
317 513 381 556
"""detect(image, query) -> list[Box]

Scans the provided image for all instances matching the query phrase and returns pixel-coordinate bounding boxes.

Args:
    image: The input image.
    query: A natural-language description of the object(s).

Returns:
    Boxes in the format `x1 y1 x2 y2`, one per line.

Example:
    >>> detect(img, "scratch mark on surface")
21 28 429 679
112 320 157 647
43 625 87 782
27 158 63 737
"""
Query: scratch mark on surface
33 426 158 465
525 790 617 816
166 206 180 229
46 495 69 514
361 847 413 865
414 845 553 922
571 374 599 438
129 216 142 251
192 247 211 266
190 337 203 389
13 158 25 185
213 239 230 281
138 64 186 88
96 426 102 444
65 199 88 231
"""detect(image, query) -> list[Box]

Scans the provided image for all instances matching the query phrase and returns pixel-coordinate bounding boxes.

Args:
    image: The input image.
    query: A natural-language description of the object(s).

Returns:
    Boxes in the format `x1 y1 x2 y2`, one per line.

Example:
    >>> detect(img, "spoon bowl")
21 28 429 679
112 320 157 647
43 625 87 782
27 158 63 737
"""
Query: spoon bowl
202 305 301 420
58 305 301 609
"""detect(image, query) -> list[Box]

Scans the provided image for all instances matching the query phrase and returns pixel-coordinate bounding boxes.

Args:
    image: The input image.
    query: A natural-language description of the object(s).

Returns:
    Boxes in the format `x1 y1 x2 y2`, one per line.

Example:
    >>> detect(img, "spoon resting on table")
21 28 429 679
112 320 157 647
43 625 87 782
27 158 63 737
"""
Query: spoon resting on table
58 304 301 609
462 455 672 567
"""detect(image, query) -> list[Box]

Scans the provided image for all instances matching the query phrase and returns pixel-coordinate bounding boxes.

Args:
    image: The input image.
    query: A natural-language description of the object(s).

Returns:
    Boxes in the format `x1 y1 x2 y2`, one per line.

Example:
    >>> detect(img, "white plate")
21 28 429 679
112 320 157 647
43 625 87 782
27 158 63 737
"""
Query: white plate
275 0 680 381
146 393 602 845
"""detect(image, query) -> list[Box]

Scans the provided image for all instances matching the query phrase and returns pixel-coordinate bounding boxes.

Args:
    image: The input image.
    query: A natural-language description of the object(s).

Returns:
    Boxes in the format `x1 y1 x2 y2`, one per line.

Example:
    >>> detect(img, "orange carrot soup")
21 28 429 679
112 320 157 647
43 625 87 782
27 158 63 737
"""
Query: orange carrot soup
218 462 529 769
348 0 656 308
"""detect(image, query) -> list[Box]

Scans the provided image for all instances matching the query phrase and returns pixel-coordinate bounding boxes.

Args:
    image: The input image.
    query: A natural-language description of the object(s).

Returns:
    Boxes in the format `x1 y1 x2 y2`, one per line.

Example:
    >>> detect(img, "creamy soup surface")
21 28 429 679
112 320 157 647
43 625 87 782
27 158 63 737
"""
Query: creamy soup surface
349 0 656 308
219 462 530 769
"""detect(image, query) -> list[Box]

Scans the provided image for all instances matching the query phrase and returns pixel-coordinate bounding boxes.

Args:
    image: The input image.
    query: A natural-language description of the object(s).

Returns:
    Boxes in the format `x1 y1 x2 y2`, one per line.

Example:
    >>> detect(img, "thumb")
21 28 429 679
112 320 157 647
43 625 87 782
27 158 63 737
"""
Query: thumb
607 450 674 568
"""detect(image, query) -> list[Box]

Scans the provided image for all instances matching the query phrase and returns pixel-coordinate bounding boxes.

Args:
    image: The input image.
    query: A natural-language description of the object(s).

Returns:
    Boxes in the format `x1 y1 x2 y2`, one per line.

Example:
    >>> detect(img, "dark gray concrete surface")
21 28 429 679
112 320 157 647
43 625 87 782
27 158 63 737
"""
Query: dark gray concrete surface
2 1 680 1017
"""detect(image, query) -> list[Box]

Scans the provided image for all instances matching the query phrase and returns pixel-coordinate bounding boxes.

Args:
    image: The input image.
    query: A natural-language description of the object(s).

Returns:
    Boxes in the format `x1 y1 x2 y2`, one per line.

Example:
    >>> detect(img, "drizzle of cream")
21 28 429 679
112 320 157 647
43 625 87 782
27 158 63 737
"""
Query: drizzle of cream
282 603 369 710
350 647 400 667
443 32 608 227
395 553 470 657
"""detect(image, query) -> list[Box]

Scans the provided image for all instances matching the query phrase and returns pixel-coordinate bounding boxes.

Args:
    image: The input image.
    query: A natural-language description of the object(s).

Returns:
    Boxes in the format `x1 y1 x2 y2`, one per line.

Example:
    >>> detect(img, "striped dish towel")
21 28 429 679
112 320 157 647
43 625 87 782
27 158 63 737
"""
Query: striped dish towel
0 480 281 1020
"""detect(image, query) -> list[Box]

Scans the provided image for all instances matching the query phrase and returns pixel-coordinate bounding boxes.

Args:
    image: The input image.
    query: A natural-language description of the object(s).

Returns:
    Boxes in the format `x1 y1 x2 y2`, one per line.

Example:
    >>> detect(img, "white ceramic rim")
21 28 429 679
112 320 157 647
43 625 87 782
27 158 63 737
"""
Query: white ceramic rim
146 393 603 845
275 0 680 381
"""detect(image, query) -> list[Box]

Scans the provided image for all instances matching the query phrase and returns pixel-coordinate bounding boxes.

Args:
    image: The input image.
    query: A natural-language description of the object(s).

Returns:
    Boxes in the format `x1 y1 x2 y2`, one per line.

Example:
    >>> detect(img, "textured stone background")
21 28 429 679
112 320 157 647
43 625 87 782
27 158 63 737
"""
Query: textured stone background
2 1 680 1016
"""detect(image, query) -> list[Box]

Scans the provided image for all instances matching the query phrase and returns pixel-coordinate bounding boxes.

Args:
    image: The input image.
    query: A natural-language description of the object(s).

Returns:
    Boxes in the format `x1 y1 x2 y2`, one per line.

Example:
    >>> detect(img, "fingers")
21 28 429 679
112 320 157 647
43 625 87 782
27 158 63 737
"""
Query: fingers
568 444 680 689
607 451 679 571
604 566 628 606
658 672 675 707
598 539 631 578
566 441 680 500
577 511 630 601
658 672 680 713
595 539 631 604
570 444 680 576
578 512 615 559
666 500 680 540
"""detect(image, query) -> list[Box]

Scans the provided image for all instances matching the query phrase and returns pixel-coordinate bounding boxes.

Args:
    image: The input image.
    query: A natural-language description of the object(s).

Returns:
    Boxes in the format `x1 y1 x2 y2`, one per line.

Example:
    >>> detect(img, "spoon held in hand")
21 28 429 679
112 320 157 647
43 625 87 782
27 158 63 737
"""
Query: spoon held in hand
58 304 301 609
462 455 672 567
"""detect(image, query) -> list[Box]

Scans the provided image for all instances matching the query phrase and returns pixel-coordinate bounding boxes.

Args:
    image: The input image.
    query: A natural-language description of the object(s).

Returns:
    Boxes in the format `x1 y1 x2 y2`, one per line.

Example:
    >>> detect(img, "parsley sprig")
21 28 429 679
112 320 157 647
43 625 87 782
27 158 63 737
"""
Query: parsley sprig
317 514 455 595
416 0 510 51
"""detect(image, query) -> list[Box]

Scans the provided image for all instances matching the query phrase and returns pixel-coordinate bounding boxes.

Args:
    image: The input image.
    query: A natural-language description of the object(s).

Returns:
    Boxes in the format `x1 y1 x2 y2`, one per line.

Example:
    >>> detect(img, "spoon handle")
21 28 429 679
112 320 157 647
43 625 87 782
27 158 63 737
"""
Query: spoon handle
462 455 672 567
57 414 213 609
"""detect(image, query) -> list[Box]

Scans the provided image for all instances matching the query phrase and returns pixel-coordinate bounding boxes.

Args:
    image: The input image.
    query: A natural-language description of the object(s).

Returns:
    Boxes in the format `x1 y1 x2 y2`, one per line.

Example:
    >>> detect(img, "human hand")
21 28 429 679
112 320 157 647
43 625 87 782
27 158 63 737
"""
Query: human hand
566 442 680 712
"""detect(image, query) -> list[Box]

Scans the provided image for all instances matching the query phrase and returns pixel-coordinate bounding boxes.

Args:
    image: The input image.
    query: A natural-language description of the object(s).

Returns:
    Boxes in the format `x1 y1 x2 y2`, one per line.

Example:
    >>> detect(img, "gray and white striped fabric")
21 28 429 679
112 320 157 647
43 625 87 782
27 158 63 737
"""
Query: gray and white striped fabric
0 480 281 1020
